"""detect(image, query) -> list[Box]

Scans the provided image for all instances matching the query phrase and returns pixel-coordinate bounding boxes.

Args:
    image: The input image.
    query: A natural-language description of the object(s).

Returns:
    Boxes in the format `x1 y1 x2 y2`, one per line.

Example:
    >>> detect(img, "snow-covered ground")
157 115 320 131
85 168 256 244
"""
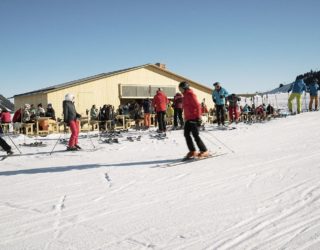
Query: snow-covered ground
1 111 320 250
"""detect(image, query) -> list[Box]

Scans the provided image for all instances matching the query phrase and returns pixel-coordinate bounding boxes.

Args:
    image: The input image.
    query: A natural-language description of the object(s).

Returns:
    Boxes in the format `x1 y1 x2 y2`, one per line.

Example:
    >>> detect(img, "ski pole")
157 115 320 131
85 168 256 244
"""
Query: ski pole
87 130 96 149
5 134 22 154
210 133 235 154
50 134 62 155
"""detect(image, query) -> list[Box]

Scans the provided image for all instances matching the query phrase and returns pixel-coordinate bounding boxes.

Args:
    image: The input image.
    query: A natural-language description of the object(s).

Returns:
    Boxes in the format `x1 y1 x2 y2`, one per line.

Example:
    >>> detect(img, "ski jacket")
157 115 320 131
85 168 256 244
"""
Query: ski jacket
152 91 168 112
63 100 80 125
288 79 306 94
12 109 22 123
212 87 229 105
307 82 319 96
173 93 183 109
142 99 152 113
90 108 99 119
45 108 56 120
0 111 11 123
227 94 241 108
182 89 202 121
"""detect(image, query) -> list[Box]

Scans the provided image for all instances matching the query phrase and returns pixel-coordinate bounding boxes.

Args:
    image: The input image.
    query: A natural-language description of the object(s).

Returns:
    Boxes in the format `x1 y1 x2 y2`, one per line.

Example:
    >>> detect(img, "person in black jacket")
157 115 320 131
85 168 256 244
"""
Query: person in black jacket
63 93 81 151
45 103 56 120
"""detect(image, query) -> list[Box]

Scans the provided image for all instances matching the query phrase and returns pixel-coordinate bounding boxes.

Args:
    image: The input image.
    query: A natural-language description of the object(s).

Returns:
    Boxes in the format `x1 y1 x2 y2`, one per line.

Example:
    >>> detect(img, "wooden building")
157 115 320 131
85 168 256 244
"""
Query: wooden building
14 63 214 119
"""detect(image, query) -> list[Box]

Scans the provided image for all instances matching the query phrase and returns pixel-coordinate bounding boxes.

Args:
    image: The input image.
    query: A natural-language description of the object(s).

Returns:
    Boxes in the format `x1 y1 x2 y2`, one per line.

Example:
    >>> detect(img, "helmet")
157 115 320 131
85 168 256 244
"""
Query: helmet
65 93 75 101
213 82 220 86
179 81 190 90
24 103 30 109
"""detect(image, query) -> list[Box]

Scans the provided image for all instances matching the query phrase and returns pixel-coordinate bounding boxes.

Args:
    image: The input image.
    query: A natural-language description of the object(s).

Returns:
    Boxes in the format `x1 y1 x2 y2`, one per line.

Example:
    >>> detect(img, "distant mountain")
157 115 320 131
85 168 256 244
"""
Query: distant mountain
0 95 14 112
262 83 292 94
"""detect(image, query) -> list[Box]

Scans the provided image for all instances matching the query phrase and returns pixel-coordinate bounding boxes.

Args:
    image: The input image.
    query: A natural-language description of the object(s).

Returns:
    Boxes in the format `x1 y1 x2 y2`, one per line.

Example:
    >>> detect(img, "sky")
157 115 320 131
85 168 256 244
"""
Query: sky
1 0 319 98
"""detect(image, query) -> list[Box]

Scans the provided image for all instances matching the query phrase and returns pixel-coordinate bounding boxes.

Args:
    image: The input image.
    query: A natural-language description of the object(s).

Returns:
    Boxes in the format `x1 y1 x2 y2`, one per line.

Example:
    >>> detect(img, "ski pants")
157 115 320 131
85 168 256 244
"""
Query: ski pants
157 111 166 132
144 113 151 128
174 108 184 127
288 93 302 113
228 107 239 122
309 95 318 111
184 120 207 152
0 136 11 152
68 120 79 147
215 105 226 125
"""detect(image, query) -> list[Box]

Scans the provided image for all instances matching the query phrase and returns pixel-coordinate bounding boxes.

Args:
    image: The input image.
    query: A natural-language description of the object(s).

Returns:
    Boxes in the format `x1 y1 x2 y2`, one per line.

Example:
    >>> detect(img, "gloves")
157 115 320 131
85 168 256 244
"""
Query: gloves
213 99 217 104
220 95 224 98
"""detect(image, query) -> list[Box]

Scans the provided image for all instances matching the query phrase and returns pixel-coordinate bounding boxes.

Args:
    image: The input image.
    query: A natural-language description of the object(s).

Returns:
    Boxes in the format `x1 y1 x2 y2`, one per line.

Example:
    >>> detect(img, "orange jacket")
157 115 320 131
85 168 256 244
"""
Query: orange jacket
182 89 202 121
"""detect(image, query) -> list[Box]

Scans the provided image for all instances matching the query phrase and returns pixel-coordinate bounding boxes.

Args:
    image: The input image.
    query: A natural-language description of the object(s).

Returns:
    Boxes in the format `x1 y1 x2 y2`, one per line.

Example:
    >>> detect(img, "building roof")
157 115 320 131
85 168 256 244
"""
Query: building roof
0 95 14 112
14 63 213 97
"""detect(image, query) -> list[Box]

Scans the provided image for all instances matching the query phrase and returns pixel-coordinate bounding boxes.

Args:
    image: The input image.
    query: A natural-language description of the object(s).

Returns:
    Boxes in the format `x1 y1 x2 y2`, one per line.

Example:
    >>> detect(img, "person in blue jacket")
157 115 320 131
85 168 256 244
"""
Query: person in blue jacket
212 82 229 126
307 78 319 111
288 75 306 114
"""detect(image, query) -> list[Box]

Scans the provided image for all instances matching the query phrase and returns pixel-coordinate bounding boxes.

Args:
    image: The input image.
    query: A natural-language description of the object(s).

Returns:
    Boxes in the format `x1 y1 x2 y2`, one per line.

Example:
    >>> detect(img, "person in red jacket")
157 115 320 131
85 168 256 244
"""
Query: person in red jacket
173 92 184 129
0 108 11 123
179 81 209 159
152 88 168 132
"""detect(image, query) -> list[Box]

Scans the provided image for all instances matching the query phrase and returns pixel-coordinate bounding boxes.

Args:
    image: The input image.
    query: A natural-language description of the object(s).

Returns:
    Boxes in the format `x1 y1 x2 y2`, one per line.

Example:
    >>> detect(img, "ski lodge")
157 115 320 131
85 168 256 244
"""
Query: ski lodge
14 63 214 118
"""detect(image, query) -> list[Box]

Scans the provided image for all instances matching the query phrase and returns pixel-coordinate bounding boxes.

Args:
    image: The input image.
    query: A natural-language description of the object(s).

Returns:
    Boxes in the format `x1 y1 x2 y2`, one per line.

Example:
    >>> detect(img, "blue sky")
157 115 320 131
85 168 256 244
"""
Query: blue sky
1 0 319 98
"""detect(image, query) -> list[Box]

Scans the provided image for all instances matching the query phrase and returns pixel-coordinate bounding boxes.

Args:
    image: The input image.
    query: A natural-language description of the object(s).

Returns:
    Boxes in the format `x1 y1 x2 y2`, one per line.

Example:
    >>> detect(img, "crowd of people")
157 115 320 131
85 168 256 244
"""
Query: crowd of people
1 76 319 157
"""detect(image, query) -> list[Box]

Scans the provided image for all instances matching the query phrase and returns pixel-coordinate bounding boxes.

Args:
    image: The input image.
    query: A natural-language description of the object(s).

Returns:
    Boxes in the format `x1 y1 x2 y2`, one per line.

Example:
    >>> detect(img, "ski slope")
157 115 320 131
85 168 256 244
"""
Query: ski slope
1 111 320 250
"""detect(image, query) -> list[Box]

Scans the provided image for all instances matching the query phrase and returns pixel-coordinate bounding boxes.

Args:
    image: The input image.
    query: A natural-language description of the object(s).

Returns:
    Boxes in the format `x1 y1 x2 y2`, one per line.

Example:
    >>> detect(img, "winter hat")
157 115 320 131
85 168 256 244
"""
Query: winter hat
24 104 31 109
65 93 75 101
179 81 190 90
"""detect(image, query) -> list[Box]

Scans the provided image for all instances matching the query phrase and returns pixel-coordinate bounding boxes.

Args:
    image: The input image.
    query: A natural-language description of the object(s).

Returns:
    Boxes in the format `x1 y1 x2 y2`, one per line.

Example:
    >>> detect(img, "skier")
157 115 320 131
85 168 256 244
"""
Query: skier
307 78 319 111
173 92 184 129
226 94 241 123
142 98 152 129
63 93 81 151
288 75 306 114
178 81 209 159
152 88 168 133
212 82 229 126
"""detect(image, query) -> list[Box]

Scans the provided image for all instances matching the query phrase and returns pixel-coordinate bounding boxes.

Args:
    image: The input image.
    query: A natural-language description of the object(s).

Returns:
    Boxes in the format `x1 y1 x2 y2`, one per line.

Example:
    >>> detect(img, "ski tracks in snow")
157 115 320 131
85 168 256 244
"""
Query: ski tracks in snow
204 180 320 250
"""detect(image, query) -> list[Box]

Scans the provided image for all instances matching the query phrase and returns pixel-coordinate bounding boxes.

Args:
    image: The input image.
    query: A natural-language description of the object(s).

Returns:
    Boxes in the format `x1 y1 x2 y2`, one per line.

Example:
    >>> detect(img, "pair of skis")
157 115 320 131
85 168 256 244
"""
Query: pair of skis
150 152 227 168
0 147 101 161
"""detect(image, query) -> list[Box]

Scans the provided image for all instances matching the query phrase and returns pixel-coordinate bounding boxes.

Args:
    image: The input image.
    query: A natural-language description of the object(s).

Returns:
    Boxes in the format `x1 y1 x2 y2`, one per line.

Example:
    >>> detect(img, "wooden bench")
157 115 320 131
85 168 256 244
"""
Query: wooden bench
0 123 10 133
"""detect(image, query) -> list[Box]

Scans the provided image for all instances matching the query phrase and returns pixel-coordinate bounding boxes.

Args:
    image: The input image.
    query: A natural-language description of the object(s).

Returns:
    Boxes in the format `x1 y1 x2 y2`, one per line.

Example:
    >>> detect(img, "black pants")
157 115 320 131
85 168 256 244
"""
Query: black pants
157 111 166 132
174 108 184 127
184 120 207 152
216 105 226 125
0 137 11 152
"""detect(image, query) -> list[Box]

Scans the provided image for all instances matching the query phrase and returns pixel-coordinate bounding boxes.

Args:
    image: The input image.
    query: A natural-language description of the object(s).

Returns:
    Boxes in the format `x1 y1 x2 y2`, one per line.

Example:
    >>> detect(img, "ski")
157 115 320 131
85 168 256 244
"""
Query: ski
0 147 101 160
150 152 227 168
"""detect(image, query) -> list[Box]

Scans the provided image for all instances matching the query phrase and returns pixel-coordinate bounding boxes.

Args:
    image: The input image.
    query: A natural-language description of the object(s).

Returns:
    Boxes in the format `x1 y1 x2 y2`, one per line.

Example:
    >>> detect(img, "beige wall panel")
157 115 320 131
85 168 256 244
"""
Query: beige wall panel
15 67 214 119
14 93 48 111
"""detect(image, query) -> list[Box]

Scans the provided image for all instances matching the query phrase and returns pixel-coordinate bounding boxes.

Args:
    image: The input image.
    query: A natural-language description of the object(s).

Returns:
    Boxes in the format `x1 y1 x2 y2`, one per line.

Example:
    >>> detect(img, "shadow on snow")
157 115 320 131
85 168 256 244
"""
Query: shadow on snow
0 158 179 176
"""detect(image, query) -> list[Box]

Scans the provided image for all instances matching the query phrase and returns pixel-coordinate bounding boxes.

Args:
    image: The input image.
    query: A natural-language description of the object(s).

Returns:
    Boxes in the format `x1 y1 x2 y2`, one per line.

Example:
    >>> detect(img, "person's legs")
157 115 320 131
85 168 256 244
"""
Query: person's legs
216 106 221 125
184 121 196 152
309 96 314 111
178 109 184 127
173 109 178 127
0 137 11 153
221 105 226 125
288 93 295 112
190 122 207 152
315 96 319 110
296 94 302 114
68 120 77 148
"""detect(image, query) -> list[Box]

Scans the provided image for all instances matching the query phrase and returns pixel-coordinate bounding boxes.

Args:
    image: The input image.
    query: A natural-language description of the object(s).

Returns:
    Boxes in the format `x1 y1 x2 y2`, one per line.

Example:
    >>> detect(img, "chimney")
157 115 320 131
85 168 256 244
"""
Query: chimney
155 63 166 70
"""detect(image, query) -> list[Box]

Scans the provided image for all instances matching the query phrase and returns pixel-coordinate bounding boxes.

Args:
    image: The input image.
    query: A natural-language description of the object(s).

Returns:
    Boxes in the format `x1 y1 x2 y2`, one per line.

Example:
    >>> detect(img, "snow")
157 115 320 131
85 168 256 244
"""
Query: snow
1 111 320 249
